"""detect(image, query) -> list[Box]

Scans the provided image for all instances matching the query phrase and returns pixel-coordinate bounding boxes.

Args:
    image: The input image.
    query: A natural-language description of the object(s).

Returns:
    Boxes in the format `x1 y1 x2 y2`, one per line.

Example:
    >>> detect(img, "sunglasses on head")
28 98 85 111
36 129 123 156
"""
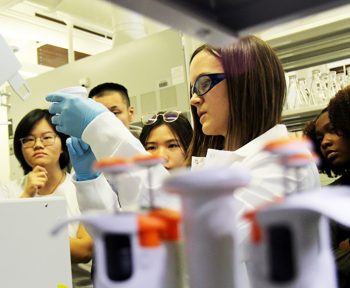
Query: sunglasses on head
141 111 181 126
191 73 226 96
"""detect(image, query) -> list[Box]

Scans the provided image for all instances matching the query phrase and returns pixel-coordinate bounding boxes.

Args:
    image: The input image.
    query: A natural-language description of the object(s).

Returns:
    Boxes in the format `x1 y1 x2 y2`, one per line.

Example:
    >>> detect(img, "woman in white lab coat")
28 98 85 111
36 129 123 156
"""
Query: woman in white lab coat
46 35 320 222
186 35 320 230
0 109 93 288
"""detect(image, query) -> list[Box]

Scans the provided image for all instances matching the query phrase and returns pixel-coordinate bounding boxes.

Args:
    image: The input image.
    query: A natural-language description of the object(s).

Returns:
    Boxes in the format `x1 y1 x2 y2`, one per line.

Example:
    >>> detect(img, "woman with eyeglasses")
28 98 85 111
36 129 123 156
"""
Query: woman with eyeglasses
187 35 319 224
0 109 93 288
139 111 193 170
46 35 319 215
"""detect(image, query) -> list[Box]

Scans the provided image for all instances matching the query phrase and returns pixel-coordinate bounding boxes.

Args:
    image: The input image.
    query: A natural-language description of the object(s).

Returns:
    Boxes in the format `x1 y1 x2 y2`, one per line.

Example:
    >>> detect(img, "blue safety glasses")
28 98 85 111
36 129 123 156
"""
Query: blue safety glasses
191 73 226 96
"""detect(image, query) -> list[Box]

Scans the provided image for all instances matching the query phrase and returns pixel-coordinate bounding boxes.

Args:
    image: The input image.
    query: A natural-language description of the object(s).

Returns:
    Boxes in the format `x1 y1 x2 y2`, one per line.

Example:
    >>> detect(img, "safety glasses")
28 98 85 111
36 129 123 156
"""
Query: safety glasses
141 111 181 126
191 73 226 96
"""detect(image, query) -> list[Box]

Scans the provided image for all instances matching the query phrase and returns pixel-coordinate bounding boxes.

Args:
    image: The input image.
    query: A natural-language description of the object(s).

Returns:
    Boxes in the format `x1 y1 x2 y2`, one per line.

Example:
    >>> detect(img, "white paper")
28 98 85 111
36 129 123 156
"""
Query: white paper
171 65 184 85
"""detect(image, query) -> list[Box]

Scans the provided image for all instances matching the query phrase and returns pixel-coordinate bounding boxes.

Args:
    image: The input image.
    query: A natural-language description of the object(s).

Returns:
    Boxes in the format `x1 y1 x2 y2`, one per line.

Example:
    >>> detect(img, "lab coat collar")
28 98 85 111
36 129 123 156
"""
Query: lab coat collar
206 124 288 160
231 124 288 157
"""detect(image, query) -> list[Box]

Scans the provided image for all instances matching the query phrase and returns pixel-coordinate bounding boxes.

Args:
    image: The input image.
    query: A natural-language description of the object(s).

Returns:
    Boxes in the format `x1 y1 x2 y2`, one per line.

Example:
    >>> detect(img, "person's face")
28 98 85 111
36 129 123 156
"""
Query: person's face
93 91 134 127
144 124 185 170
315 112 350 170
189 50 229 137
21 119 62 169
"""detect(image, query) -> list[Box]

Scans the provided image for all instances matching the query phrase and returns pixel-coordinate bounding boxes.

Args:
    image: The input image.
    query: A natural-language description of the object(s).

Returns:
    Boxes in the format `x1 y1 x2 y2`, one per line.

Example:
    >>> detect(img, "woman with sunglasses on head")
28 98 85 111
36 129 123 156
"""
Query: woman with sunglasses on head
45 35 319 216
0 109 93 288
139 111 193 170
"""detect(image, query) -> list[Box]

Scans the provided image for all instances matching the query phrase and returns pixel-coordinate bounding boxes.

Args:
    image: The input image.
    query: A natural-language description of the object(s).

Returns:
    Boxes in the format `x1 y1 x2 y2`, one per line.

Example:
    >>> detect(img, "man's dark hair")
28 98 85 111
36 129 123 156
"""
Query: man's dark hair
88 82 130 107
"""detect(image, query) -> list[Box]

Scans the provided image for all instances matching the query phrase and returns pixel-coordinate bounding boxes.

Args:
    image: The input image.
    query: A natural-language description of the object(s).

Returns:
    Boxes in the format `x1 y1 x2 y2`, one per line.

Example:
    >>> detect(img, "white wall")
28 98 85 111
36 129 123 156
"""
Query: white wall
8 28 193 180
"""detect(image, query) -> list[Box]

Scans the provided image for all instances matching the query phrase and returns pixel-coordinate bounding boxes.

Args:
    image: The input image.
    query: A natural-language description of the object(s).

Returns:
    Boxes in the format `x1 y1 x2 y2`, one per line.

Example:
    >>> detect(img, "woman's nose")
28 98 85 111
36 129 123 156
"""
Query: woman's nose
33 138 44 148
155 147 169 161
190 93 202 106
321 134 332 149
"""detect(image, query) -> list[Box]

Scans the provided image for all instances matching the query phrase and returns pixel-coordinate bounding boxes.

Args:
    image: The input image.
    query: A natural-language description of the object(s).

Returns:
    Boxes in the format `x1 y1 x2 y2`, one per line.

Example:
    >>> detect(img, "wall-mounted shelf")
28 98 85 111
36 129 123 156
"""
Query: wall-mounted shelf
269 18 350 72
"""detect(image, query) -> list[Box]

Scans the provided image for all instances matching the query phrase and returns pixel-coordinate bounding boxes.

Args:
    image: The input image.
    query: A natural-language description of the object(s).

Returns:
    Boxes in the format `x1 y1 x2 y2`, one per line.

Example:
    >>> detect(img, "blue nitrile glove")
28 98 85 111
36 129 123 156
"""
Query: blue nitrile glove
66 137 101 181
46 92 107 138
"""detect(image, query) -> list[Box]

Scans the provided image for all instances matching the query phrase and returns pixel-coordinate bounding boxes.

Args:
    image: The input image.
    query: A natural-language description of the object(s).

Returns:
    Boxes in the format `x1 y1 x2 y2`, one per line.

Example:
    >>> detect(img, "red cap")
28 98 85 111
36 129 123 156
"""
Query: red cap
149 208 181 241
138 215 166 247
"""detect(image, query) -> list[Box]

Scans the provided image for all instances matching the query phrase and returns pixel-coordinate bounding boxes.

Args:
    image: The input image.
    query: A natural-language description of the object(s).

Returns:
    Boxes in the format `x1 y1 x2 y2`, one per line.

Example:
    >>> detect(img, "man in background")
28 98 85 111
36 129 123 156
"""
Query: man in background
88 82 141 138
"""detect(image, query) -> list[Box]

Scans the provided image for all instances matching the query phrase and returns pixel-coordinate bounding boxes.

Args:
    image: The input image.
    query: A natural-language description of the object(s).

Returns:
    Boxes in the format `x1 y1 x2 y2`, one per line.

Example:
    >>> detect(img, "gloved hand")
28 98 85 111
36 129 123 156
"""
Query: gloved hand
66 137 100 181
46 92 107 138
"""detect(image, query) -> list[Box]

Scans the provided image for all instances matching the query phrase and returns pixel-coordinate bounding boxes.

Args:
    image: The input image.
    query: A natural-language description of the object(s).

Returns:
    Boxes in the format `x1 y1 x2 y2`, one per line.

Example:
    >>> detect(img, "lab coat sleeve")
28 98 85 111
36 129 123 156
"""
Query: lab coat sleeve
72 173 121 212
81 111 146 159
79 111 174 211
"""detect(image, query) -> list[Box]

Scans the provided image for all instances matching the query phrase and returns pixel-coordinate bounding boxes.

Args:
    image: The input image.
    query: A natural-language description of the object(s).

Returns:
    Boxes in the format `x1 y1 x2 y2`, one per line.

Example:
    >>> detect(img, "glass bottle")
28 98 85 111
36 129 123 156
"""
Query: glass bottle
336 72 346 89
285 74 298 110
328 71 339 98
296 78 311 107
320 73 330 101
310 69 326 105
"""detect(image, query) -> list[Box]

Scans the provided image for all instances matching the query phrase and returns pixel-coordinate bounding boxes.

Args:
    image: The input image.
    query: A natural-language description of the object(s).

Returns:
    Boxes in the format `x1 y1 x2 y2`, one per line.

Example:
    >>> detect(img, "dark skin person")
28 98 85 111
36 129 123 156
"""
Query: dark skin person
315 111 350 172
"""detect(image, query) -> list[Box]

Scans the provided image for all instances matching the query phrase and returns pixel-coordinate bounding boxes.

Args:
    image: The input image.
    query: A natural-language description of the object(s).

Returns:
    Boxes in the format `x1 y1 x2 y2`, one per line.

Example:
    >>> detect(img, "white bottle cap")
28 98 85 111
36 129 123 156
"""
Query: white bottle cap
57 86 87 98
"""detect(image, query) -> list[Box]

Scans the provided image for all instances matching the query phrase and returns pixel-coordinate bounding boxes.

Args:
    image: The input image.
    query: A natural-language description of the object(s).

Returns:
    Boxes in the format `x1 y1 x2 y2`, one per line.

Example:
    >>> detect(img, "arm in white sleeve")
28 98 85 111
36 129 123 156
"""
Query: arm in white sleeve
72 173 120 212
81 112 146 159
80 111 172 210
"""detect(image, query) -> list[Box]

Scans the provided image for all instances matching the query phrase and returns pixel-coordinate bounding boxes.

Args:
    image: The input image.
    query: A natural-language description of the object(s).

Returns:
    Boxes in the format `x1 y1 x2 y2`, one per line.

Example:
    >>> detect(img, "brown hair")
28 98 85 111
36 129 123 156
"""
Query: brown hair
187 35 286 163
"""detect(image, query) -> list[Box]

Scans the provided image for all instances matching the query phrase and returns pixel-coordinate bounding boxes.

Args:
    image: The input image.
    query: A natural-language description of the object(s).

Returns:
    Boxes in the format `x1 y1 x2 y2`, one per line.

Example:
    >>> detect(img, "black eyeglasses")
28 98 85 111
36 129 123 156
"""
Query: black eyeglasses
141 111 181 126
20 132 57 148
191 73 226 96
